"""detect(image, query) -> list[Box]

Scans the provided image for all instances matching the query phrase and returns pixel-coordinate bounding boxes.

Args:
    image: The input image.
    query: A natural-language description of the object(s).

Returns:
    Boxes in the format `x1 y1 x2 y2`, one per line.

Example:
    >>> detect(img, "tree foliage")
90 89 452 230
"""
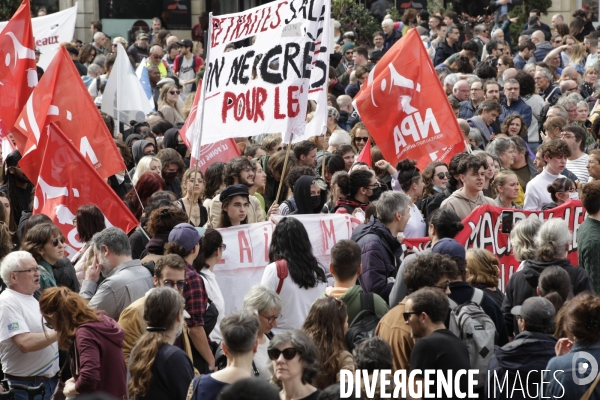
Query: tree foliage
0 0 21 22
332 0 381 46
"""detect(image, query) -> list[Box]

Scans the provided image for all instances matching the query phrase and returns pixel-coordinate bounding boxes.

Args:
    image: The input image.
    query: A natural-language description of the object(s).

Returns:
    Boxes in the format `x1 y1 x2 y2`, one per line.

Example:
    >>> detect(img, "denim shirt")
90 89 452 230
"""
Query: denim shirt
542 341 600 399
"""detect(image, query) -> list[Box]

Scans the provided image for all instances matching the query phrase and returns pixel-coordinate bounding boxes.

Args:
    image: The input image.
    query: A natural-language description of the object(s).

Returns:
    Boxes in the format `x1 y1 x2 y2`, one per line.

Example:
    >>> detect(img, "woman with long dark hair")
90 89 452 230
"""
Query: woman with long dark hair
301 297 354 389
193 229 225 342
388 159 426 238
39 287 127 398
260 217 327 333
127 287 193 400
124 171 167 220
203 162 226 215
333 169 378 215
71 204 106 286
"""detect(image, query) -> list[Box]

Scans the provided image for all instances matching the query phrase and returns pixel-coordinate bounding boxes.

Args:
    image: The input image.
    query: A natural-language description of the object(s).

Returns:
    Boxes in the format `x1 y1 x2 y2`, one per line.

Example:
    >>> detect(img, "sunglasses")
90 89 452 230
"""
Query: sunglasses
354 137 369 142
169 90 181 95
163 280 186 290
436 172 451 179
268 347 299 361
403 311 420 322
51 236 65 246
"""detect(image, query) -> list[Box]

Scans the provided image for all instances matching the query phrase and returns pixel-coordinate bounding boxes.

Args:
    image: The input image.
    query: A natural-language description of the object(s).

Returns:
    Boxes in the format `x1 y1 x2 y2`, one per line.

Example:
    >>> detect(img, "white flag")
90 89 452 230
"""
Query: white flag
101 45 154 123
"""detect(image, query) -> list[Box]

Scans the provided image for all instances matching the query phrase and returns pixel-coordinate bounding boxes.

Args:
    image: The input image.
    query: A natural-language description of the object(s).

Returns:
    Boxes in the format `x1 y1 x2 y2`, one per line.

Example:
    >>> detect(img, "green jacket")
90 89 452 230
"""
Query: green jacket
320 285 389 324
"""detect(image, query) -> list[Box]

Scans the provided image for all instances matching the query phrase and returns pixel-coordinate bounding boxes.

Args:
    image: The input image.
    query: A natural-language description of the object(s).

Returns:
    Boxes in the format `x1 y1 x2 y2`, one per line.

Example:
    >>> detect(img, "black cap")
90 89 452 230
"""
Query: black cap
5 150 22 167
178 39 193 48
66 46 79 57
369 50 383 62
219 184 249 202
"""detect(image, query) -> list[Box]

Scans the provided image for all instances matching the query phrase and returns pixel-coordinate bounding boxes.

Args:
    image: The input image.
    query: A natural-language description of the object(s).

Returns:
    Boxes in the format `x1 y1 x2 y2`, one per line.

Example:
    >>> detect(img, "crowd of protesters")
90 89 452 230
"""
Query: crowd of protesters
1 5 600 400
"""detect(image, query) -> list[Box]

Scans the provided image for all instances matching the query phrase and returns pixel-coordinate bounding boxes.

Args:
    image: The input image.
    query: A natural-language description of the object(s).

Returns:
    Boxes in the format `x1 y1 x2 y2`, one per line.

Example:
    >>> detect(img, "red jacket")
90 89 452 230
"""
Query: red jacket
73 313 127 398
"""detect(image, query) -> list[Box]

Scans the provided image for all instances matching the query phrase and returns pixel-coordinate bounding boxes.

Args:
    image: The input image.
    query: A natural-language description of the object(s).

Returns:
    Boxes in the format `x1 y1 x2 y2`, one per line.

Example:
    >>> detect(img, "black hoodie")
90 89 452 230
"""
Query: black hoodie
291 175 326 215
501 258 593 335
485 331 558 400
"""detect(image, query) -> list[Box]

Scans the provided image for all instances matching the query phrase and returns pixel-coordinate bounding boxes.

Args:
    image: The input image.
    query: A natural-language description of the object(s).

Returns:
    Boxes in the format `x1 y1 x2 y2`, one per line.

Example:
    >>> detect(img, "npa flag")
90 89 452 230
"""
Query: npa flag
354 29 466 170
13 46 125 182
34 123 138 258
0 0 38 135
355 138 372 166
102 44 154 123
179 89 240 172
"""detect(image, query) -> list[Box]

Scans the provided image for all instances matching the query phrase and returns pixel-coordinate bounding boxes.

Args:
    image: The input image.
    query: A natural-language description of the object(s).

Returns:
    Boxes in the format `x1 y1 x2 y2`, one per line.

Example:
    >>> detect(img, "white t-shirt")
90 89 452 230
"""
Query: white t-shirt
254 336 272 381
260 261 327 334
566 153 589 183
403 203 426 238
178 55 196 97
199 269 225 343
0 289 59 377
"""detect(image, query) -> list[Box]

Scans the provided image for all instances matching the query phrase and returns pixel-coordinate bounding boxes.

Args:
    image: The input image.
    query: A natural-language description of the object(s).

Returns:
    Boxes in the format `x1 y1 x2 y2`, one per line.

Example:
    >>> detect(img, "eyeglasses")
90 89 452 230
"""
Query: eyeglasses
354 137 369 142
169 90 181 95
13 267 39 274
345 51 354 55
260 313 282 324
152 55 162 59
221 244 227 251
434 280 451 290
51 236 65 246
163 280 186 290
436 172 451 179
402 311 420 322
267 347 299 361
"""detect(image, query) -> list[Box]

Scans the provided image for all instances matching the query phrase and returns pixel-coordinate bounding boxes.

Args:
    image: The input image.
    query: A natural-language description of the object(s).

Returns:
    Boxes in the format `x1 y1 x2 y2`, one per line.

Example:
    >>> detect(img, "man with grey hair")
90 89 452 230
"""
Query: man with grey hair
327 131 352 152
502 67 518 83
434 25 460 66
148 45 170 78
451 79 470 103
0 251 60 395
551 14 564 28
444 73 460 96
351 191 411 303
471 24 489 60
381 19 401 53
556 95 578 123
459 79 484 119
535 67 561 105
92 31 108 55
80 227 153 320
546 104 568 119
500 78 532 126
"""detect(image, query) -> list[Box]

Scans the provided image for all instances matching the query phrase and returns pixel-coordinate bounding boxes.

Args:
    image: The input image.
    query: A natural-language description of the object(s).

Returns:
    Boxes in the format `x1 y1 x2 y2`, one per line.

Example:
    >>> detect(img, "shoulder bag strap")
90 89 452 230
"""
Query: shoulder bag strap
580 369 600 400
275 259 288 295
471 288 484 305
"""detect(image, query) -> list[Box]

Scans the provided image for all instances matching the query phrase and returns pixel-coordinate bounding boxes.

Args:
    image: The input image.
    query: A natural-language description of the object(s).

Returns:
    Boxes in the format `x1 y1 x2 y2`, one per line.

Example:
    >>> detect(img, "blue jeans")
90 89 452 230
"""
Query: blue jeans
8 376 58 400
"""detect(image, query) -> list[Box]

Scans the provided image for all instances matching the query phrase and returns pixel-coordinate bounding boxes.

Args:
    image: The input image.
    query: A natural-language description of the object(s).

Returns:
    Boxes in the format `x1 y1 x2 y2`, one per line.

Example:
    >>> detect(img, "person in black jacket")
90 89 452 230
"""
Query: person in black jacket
501 218 593 336
434 25 461 66
486 297 558 400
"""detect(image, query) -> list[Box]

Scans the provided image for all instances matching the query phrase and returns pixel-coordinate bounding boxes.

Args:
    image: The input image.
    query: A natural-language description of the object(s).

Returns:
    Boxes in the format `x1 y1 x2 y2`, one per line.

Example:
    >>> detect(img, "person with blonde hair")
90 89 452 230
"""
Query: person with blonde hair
158 82 185 125
127 287 193 400
176 168 208 227
132 155 162 185
492 170 522 209
466 248 504 308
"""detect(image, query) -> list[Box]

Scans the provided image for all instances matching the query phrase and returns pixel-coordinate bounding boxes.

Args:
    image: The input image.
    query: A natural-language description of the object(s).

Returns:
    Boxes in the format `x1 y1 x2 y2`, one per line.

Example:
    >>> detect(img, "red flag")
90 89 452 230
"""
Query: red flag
0 0 38 134
33 123 138 258
178 87 240 172
354 29 466 170
13 46 125 182
355 139 372 166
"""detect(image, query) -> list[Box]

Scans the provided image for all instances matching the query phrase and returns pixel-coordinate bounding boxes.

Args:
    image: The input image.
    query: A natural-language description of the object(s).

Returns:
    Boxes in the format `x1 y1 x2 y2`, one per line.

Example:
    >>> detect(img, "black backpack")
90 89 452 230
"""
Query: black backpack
345 292 383 352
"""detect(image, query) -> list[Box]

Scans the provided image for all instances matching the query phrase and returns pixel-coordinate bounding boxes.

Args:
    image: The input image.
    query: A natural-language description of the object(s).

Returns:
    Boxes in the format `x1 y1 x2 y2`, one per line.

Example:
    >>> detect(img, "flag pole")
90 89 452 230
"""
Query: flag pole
275 135 293 205
321 133 326 179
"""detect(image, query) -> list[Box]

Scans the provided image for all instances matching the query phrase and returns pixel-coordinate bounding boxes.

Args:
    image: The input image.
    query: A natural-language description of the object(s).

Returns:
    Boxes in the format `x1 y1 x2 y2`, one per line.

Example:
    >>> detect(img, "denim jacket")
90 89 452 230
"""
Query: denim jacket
542 341 600 399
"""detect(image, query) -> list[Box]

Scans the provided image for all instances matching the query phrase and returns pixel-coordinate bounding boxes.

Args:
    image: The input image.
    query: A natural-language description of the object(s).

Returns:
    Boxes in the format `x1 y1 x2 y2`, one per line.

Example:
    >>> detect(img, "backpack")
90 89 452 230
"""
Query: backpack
448 289 497 389
345 292 383 352
282 198 297 215
275 259 288 294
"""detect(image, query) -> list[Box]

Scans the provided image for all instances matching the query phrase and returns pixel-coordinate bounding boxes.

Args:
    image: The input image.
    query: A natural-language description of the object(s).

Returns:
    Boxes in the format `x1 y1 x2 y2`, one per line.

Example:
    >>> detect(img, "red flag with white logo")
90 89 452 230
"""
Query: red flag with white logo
178 86 240 172
0 0 38 135
33 123 138 258
354 29 466 170
13 46 124 182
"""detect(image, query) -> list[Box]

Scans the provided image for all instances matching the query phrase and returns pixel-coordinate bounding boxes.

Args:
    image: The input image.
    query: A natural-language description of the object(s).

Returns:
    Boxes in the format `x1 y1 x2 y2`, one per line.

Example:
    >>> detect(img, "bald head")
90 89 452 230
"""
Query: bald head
561 66 581 82
336 95 353 112
502 68 518 82
531 30 545 43
453 80 470 101
457 119 470 137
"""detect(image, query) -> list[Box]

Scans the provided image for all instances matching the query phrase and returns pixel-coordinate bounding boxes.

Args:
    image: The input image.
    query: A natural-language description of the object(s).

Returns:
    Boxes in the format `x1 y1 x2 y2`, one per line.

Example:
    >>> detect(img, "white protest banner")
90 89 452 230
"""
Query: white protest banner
195 0 330 147
0 4 78 70
102 44 154 123
214 213 358 315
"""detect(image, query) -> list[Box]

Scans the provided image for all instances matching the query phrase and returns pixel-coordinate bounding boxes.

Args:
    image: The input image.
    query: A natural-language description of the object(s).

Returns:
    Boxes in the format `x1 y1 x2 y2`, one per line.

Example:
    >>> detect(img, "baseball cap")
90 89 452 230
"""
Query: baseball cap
4 150 22 167
431 238 466 262
136 31 149 40
168 223 200 253
219 184 249 202
511 297 556 327
177 39 193 48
